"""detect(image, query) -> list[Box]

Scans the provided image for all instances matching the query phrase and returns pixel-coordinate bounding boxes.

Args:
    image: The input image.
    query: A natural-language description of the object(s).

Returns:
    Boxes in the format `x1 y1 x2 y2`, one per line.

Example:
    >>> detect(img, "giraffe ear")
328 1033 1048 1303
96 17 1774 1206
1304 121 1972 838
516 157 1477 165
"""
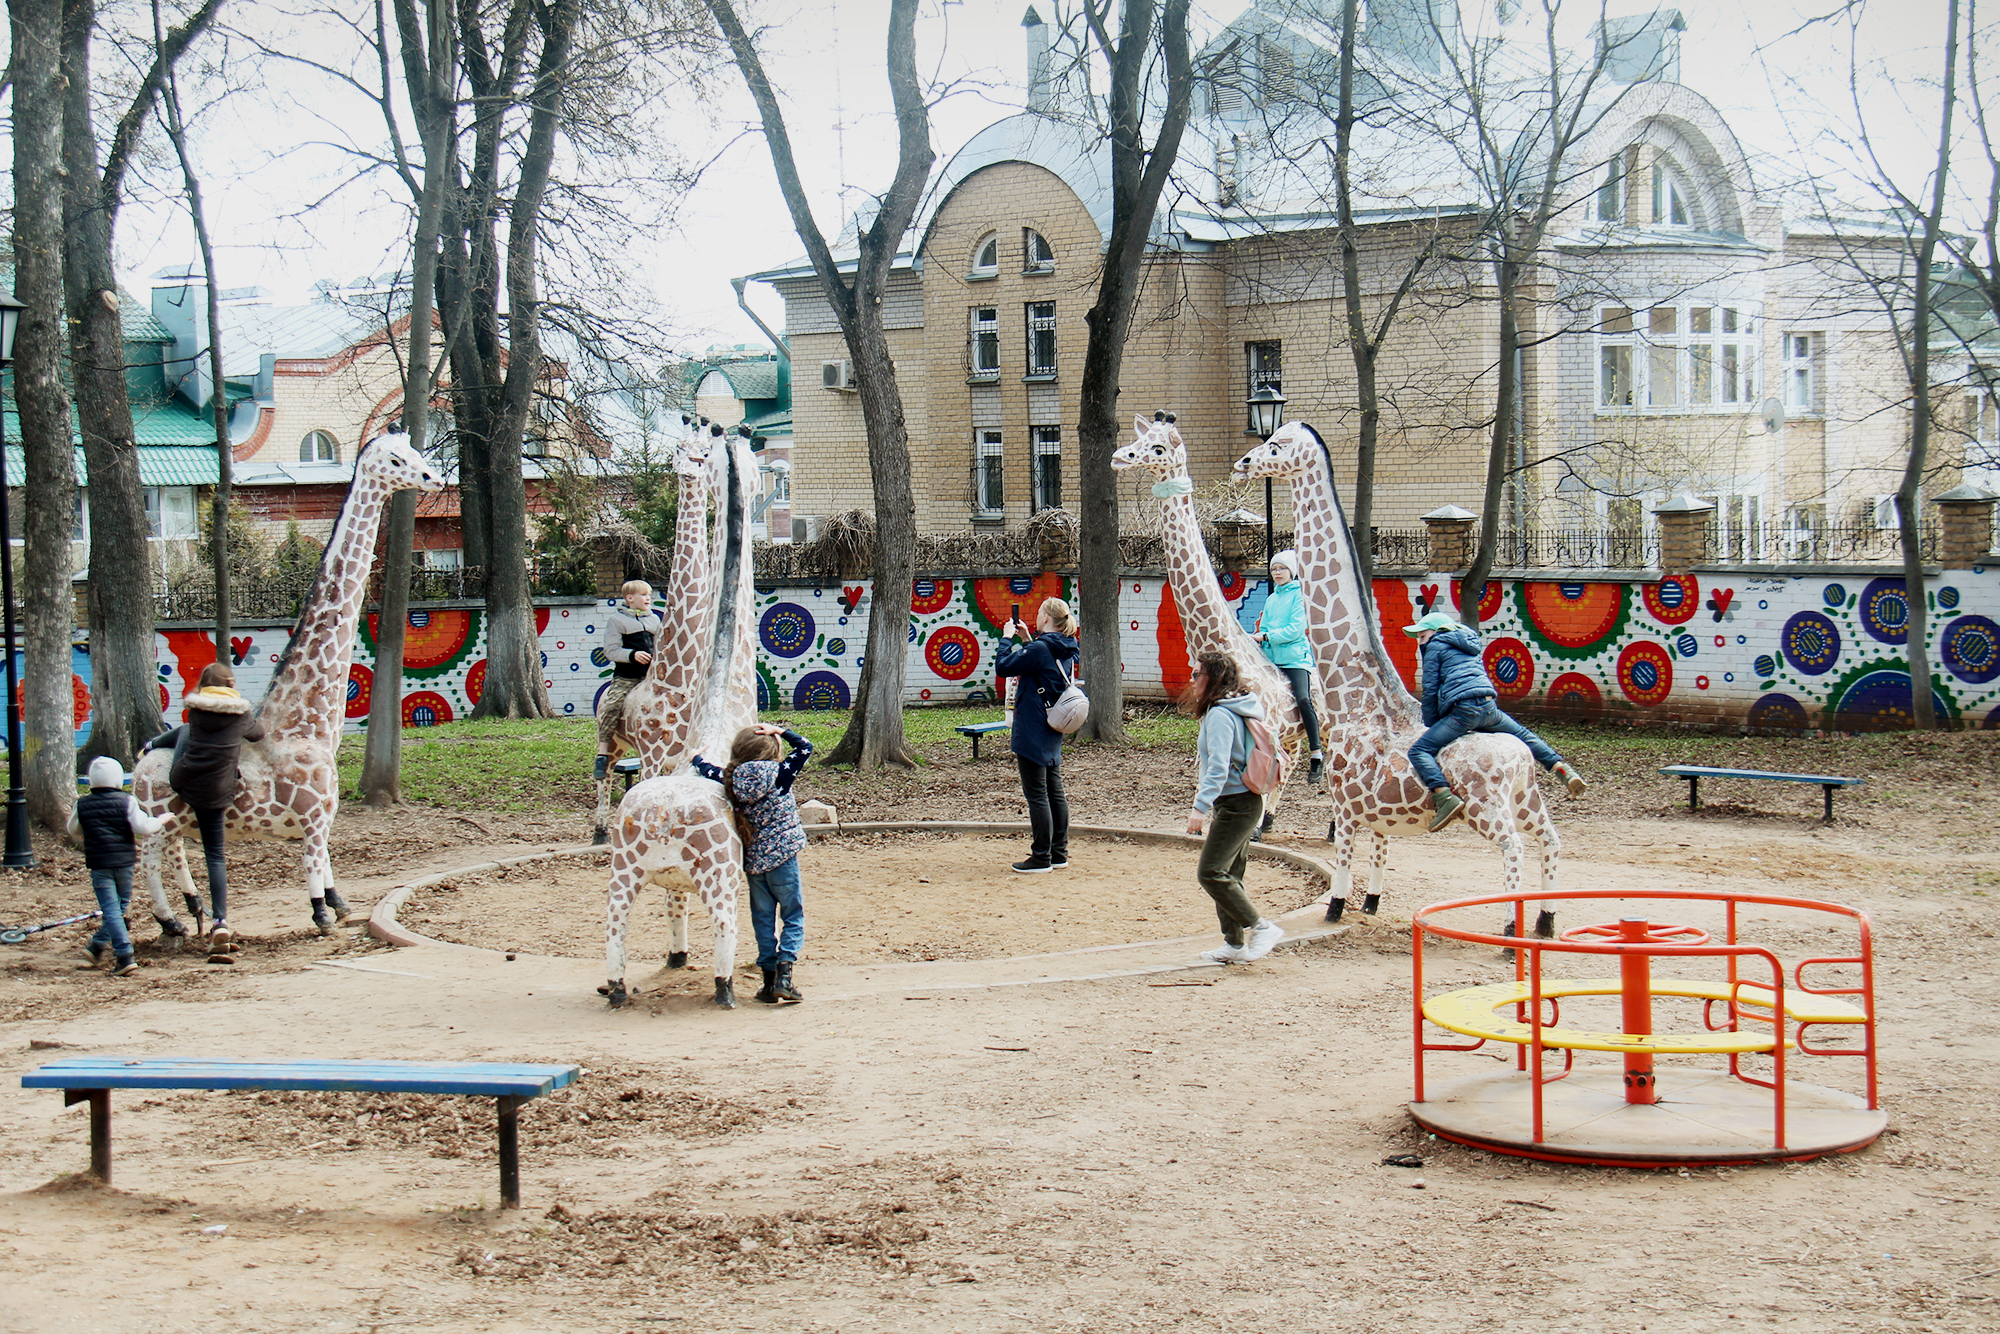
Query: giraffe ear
1134 414 1151 437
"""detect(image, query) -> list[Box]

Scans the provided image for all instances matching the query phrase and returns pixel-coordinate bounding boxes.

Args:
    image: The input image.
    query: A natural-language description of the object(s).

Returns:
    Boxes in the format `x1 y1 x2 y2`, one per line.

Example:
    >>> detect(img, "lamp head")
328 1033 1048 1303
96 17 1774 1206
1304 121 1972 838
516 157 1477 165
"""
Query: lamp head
1245 384 1287 440
0 287 25 367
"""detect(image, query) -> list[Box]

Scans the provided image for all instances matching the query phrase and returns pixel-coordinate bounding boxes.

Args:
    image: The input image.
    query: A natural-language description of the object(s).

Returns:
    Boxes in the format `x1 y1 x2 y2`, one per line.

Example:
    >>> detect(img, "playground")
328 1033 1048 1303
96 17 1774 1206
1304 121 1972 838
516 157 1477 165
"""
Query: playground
0 719 1995 1332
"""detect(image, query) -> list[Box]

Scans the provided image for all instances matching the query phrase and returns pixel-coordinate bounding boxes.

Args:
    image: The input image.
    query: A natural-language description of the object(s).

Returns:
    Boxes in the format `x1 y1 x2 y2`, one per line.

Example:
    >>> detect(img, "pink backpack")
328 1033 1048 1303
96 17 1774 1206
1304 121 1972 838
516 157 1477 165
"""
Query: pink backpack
1239 715 1288 795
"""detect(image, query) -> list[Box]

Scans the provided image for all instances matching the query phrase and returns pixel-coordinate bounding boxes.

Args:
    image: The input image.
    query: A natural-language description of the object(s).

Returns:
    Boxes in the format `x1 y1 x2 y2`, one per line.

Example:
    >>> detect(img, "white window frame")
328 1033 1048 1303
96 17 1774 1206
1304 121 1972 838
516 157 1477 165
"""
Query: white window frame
970 234 999 279
1651 162 1695 228
1023 229 1055 274
1247 339 1282 398
1597 302 1758 414
299 430 339 464
1782 332 1817 414
1591 157 1625 224
1698 485 1768 561
1025 301 1058 377
144 485 199 540
422 548 463 570
968 306 1000 381
976 430 1005 516
1031 426 1062 512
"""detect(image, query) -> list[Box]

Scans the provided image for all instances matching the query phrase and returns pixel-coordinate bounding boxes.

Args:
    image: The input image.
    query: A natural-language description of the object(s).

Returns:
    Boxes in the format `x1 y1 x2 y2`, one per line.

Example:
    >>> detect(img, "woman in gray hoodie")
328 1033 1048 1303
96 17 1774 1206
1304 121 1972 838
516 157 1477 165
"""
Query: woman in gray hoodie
1183 651 1286 965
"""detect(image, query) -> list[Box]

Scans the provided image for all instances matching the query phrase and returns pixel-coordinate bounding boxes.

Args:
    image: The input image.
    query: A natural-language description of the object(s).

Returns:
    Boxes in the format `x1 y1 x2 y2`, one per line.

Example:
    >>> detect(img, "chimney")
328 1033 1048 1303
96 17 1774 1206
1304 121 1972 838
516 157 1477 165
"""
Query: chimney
1595 9 1687 84
1023 7 1050 114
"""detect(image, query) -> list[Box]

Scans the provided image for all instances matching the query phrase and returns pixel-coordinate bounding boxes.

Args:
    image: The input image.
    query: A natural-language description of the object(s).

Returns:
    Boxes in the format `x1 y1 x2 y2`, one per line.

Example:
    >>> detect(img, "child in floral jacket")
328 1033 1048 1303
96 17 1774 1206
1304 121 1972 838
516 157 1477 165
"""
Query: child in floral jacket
692 722 814 1004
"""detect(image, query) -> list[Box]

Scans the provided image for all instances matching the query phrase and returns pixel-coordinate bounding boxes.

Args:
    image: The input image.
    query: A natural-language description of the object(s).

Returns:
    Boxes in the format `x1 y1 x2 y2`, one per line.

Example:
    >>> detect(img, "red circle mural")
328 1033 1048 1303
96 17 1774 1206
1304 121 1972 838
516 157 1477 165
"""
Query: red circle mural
346 664 373 719
923 626 981 681
910 578 955 616
1216 570 1248 601
1450 577 1503 622
1482 637 1534 700
1616 641 1674 707
1522 581 1626 650
465 658 487 704
1547 672 1601 714
402 690 454 727
401 609 475 671
535 606 551 635
1643 573 1700 626
972 574 1067 634
158 682 171 711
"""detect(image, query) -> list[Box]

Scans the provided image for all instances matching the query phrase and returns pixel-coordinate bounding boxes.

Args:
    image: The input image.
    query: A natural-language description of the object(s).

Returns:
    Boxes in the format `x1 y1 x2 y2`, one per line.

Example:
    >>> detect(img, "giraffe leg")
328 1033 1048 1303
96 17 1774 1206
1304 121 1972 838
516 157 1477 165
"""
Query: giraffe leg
603 856 641 1008
1360 829 1387 916
140 830 190 941
170 838 201 934
708 871 740 1009
304 817 335 935
666 886 690 971
1523 783 1561 937
1325 810 1357 922
592 776 614 845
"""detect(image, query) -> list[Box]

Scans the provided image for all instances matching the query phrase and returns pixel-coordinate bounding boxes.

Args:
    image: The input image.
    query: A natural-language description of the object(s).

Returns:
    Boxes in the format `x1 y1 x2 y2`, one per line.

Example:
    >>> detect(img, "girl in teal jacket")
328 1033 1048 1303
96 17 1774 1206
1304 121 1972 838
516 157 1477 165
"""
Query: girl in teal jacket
1253 551 1323 786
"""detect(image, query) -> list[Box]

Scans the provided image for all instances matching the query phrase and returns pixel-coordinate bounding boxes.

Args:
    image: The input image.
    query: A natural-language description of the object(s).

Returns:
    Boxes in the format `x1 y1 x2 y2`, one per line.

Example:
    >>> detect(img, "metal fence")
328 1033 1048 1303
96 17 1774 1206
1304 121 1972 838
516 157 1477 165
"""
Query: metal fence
1485 527 1659 570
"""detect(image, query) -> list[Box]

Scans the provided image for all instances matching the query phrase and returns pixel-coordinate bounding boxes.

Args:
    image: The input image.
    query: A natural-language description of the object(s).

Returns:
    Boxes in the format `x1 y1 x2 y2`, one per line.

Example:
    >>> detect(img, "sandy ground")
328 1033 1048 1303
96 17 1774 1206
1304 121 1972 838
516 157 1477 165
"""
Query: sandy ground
0 732 1997 1332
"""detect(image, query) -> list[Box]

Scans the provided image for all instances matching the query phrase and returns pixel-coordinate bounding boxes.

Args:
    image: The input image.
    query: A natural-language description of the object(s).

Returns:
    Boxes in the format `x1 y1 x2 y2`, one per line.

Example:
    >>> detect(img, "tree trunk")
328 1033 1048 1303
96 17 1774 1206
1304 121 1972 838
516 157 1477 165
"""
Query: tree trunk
11 0 81 830
1460 252 1518 635
363 488 418 799
1335 0 1378 582
1074 0 1192 746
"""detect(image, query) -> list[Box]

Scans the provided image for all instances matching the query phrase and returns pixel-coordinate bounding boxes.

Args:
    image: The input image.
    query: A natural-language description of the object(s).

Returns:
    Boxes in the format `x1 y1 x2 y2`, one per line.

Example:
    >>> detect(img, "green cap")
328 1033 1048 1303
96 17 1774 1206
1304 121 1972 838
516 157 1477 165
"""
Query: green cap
1402 611 1460 637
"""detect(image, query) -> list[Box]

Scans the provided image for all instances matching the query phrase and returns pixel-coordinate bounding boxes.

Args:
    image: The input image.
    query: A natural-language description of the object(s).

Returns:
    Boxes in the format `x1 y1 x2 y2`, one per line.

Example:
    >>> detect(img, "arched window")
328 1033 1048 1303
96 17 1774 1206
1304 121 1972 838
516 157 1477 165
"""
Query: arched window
1023 229 1055 272
300 430 339 463
1592 157 1625 223
970 234 999 278
1651 162 1694 227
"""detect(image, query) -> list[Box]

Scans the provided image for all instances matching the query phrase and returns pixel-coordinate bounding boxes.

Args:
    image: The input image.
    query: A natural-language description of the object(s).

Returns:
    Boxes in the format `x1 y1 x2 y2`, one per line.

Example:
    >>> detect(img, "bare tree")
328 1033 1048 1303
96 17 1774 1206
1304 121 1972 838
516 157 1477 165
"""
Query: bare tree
61 0 223 768
704 0 933 768
1068 0 1193 746
9 0 83 831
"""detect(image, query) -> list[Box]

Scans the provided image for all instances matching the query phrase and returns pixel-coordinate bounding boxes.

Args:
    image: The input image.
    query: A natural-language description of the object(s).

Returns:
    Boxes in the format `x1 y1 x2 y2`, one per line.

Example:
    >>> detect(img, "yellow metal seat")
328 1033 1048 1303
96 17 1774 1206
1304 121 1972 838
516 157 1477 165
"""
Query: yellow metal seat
1421 976 1866 1055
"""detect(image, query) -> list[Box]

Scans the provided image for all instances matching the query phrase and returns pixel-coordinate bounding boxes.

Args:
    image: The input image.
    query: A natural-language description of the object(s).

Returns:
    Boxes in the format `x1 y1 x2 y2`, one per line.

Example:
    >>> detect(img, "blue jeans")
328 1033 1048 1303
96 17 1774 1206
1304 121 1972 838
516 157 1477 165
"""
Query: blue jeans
1409 696 1561 790
87 865 134 962
746 855 805 970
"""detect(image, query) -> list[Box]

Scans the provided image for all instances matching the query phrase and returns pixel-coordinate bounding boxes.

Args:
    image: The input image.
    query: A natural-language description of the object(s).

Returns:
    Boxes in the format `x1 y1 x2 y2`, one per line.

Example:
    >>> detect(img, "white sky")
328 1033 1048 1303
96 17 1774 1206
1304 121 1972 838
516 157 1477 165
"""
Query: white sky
107 0 1963 362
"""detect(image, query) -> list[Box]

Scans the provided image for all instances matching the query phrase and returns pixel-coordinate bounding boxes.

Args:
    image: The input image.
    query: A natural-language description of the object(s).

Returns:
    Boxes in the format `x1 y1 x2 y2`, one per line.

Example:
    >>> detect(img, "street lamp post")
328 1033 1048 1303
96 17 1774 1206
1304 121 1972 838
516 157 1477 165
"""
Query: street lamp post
1245 384 1288 564
0 287 34 868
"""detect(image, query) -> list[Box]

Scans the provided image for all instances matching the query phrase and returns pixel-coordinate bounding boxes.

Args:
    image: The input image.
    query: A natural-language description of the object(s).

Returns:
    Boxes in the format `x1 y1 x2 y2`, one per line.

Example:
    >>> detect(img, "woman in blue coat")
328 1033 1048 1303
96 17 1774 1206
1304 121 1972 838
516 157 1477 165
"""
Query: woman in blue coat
1253 550 1323 786
995 597 1080 873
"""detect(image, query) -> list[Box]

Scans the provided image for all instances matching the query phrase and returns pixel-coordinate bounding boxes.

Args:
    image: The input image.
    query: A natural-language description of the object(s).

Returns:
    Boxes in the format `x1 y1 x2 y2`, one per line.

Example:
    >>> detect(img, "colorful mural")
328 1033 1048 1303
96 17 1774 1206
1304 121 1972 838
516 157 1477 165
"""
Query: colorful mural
119 561 1999 740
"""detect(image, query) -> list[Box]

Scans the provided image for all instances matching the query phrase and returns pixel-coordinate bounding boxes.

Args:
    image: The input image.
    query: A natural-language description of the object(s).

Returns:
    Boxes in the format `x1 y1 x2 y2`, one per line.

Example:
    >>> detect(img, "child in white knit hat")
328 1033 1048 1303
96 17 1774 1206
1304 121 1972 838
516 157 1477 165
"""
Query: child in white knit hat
66 757 164 976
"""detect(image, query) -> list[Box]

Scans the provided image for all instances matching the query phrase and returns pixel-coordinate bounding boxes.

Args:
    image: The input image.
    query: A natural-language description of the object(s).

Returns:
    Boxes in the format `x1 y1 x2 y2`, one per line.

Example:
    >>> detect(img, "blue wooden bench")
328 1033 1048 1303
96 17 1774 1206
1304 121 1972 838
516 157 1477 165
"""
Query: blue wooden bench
955 720 1010 760
613 756 641 790
23 1057 579 1208
1660 765 1864 822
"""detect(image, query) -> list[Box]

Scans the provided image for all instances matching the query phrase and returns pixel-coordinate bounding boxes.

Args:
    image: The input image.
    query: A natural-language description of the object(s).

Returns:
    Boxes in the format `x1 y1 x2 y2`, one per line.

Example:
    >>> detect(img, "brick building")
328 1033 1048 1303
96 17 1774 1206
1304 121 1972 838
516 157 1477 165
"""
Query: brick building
745 1 1992 559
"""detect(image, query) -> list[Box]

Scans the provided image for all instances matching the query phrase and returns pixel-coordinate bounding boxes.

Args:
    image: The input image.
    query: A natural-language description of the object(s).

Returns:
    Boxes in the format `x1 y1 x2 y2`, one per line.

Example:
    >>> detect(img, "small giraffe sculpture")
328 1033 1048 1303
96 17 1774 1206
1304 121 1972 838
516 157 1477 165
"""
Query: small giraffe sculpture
591 417 725 843
1235 422 1558 929
134 434 445 939
603 428 760 1009
1112 412 1326 795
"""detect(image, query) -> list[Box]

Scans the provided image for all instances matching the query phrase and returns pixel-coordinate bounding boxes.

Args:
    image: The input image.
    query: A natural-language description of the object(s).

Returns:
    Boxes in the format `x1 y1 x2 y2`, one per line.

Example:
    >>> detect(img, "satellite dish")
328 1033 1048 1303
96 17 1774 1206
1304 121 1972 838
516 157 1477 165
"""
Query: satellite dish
1760 398 1785 434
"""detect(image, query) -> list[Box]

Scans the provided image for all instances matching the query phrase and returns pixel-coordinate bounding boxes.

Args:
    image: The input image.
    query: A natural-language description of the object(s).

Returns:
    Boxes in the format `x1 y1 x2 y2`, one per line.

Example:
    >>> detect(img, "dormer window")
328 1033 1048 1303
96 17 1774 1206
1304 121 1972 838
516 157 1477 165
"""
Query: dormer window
1023 229 1055 273
1651 162 1693 227
970 234 999 279
300 430 339 464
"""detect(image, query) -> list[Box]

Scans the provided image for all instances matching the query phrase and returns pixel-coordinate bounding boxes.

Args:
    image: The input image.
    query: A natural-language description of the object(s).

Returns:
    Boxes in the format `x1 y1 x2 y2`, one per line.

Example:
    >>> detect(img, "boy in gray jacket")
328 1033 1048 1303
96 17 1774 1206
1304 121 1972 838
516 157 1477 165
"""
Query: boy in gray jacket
1405 611 1587 831
595 580 663 780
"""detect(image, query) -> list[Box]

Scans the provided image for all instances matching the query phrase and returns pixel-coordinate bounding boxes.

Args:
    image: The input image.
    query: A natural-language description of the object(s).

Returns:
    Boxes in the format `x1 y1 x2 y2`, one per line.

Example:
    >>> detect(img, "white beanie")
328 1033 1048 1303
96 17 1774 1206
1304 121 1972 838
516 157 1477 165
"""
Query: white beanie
88 757 126 790
1269 550 1299 577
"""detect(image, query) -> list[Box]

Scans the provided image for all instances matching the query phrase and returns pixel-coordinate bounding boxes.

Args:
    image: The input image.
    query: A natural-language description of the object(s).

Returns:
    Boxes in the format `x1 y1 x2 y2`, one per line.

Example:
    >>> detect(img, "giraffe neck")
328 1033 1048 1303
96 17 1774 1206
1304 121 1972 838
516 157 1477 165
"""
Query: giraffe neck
696 440 757 757
1160 487 1236 653
655 463 715 692
259 470 393 745
1290 464 1419 736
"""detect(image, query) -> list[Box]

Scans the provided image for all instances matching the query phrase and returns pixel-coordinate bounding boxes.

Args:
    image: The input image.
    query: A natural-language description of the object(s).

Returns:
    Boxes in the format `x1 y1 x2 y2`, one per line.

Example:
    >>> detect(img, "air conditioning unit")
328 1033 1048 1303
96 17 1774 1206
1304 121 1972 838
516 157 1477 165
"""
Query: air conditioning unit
820 359 857 392
1870 495 1900 530
792 515 820 543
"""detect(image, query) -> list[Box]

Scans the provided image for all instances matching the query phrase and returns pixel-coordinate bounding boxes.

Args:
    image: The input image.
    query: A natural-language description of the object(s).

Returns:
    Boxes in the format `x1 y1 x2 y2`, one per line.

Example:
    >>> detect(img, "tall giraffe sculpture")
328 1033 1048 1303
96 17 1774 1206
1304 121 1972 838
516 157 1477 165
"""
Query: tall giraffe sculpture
1235 422 1559 930
134 434 444 940
1111 412 1326 796
591 417 726 842
602 427 760 1009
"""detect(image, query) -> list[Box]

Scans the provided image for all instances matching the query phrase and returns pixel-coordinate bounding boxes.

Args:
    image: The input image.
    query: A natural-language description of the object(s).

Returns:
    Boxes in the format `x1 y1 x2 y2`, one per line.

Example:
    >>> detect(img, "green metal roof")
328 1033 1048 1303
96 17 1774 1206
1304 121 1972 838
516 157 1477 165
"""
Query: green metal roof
133 397 224 447
0 440 219 487
120 289 176 344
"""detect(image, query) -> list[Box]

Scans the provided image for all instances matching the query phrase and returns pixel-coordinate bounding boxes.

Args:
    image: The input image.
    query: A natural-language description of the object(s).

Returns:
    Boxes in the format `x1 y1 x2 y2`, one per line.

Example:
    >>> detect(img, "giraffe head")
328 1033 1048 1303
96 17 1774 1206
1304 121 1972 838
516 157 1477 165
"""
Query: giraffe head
1112 413 1189 480
674 414 715 478
1232 419 1319 485
360 431 446 495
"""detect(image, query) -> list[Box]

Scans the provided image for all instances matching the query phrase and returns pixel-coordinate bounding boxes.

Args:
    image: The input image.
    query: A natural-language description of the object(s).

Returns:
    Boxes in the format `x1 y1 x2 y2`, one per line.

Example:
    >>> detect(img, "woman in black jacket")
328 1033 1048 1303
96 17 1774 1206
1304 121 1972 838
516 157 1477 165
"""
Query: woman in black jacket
144 662 264 957
994 597 1080 874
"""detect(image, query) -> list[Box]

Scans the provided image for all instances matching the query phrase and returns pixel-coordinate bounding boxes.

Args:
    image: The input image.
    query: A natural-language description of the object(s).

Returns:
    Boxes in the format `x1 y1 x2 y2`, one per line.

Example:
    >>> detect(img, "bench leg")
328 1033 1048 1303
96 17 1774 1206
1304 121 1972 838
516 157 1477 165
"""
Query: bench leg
64 1089 111 1184
1823 784 1835 822
970 734 980 761
496 1096 522 1210
1687 776 1700 812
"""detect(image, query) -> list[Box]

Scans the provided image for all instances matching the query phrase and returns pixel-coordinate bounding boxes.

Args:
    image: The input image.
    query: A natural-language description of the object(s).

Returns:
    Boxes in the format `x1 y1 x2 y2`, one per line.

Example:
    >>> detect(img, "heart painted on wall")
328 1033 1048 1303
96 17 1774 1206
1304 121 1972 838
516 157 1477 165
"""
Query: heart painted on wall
229 635 253 665
1706 589 1735 622
1418 584 1440 612
841 585 865 613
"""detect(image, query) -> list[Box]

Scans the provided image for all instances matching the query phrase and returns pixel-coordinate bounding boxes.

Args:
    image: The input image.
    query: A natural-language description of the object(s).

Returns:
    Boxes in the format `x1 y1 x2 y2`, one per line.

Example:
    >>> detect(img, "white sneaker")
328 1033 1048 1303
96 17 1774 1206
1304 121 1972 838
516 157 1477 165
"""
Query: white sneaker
1200 942 1249 964
1240 920 1286 961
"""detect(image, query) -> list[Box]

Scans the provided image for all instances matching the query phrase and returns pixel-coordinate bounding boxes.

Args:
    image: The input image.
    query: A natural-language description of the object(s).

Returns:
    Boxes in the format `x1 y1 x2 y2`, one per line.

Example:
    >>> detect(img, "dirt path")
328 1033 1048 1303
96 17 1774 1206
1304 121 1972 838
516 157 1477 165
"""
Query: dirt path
0 746 1996 1332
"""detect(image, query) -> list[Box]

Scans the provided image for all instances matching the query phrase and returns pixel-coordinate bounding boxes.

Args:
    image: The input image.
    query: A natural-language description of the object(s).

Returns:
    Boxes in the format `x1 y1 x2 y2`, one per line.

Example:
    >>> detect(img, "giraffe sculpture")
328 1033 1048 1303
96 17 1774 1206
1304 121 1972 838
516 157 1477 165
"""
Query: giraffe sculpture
602 427 760 1009
1112 412 1326 798
590 417 726 843
1235 422 1558 929
134 434 445 940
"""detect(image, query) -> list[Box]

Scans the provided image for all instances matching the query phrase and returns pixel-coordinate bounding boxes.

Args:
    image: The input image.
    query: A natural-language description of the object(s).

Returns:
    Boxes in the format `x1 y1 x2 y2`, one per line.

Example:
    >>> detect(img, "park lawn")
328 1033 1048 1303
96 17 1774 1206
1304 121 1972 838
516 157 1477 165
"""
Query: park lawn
334 705 1202 812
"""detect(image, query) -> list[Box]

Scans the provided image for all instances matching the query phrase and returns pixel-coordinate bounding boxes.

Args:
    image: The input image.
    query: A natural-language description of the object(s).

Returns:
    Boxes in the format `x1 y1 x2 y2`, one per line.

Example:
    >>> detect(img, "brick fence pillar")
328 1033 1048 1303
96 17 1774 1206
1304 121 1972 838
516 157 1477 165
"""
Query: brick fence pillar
1933 483 2000 569
1421 504 1476 573
1651 493 1716 575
